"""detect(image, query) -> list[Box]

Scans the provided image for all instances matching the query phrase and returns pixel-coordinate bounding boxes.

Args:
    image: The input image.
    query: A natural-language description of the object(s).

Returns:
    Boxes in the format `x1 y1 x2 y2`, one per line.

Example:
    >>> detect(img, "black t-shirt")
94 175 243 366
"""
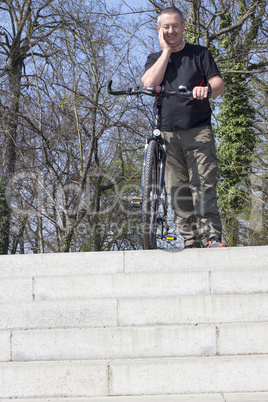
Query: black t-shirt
144 43 221 130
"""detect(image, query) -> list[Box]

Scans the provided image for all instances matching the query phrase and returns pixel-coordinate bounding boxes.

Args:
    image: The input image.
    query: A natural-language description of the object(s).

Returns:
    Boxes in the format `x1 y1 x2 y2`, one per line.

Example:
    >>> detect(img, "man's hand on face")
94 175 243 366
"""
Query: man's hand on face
158 27 172 53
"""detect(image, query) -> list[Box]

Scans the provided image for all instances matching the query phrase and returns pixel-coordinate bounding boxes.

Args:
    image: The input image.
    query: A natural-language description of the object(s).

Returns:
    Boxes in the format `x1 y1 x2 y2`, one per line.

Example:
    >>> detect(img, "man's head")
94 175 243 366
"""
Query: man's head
157 6 184 26
157 7 185 52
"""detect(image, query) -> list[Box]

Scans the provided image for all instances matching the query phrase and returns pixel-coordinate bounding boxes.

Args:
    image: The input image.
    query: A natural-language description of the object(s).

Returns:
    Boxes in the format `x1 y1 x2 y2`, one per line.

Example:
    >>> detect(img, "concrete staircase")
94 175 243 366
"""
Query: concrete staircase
0 246 268 401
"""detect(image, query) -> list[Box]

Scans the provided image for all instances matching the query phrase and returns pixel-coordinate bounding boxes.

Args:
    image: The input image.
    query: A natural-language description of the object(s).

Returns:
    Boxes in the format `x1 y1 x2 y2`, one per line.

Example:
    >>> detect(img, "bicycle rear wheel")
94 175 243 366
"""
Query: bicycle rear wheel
142 139 160 249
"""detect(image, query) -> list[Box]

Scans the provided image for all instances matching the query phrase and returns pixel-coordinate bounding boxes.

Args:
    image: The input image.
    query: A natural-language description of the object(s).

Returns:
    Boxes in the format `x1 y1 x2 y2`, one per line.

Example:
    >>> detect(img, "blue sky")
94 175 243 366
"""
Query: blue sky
107 0 149 9
106 0 153 13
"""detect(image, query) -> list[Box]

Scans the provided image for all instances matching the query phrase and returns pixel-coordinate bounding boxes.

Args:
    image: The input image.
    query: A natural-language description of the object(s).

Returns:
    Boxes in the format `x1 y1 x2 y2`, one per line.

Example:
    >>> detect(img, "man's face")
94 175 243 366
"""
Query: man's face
157 13 185 51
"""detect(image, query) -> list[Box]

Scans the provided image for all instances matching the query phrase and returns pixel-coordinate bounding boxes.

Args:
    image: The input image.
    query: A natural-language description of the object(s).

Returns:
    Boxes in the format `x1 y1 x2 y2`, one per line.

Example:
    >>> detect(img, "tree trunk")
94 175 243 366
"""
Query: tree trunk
1 57 23 254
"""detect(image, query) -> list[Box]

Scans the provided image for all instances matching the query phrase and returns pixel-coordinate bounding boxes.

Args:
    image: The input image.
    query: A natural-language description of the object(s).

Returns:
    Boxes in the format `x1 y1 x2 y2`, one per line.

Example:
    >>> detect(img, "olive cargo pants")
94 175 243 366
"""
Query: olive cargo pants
163 125 222 247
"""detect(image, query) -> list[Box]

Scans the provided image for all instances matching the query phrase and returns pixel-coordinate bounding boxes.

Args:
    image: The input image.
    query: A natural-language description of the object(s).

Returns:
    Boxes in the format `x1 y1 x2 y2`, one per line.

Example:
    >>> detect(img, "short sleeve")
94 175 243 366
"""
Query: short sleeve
144 52 162 72
200 49 221 80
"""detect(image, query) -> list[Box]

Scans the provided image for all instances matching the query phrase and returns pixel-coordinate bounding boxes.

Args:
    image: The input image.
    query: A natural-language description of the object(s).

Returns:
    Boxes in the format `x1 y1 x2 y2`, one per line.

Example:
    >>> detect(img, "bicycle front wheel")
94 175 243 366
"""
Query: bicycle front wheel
142 139 160 249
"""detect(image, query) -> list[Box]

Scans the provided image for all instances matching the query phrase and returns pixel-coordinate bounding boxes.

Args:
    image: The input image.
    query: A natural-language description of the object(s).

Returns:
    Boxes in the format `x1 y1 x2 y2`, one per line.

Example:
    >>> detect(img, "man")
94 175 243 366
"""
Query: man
141 6 226 248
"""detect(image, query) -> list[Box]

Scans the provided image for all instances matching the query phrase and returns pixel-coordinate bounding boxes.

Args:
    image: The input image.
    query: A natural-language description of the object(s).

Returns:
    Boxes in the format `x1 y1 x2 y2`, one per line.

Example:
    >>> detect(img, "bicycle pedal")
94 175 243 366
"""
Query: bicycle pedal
166 235 177 241
130 197 142 208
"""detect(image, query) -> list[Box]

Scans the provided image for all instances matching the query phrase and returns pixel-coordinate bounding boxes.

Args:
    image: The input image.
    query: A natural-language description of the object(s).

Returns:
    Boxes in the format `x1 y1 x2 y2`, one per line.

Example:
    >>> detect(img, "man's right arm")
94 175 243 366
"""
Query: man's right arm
141 28 172 88
141 49 170 88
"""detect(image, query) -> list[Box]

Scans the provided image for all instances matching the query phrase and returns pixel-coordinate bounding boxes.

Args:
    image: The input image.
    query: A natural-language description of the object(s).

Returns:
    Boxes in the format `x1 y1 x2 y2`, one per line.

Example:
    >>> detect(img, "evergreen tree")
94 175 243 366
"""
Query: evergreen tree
216 2 262 246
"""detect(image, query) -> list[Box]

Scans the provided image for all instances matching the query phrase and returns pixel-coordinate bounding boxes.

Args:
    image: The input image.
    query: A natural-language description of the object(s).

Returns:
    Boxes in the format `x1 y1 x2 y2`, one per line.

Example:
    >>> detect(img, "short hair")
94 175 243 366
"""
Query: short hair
157 6 185 25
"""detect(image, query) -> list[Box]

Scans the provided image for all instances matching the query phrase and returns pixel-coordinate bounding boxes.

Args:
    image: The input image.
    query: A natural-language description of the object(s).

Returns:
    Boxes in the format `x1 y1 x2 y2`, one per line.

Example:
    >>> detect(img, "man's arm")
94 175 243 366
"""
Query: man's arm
192 75 225 100
208 75 225 99
141 50 170 88
141 28 171 88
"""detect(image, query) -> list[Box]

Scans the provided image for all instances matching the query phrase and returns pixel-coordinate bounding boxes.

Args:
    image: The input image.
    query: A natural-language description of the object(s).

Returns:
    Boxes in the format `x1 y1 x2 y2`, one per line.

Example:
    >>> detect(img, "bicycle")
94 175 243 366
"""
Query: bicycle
108 80 192 250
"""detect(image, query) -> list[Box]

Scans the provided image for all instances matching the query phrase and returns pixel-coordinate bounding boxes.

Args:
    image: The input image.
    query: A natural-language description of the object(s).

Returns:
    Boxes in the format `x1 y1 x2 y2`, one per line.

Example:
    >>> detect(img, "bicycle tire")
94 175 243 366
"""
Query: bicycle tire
142 139 160 249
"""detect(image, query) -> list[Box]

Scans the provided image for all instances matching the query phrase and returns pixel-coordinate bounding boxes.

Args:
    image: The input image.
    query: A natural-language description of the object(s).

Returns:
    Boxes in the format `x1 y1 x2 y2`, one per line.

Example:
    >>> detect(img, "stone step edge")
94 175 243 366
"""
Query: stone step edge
3 353 268 364
1 391 268 401
0 246 267 278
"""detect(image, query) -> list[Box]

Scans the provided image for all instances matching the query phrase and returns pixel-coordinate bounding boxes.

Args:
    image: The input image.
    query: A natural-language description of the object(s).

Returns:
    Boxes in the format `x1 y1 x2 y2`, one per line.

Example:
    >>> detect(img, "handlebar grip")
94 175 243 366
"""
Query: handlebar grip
108 80 112 94
108 80 130 95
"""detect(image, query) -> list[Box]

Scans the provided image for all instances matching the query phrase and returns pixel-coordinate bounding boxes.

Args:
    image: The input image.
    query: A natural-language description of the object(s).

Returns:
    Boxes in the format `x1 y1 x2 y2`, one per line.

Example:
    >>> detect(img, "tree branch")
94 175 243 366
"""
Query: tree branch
209 0 263 41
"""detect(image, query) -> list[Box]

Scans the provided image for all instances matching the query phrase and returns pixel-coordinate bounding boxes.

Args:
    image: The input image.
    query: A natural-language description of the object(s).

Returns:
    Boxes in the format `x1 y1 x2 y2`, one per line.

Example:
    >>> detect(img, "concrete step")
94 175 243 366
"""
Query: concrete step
123 246 268 273
0 360 108 399
0 298 117 330
1 269 268 303
1 356 268 399
0 246 267 278
108 355 268 395
3 322 266 362
0 271 210 303
0 251 124 277
1 293 268 330
8 324 216 361
0 246 267 399
3 393 268 401
117 293 268 326
32 269 268 300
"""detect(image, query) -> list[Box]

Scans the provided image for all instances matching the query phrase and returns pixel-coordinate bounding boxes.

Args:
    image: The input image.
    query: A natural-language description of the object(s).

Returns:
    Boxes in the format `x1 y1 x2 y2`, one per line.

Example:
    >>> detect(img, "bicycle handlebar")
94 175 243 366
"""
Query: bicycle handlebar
108 80 192 98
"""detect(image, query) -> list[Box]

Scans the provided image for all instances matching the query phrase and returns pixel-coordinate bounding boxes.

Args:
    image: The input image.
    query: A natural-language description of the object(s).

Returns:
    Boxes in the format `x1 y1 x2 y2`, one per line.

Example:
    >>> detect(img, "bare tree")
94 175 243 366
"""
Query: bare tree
0 0 62 253
3 0 148 253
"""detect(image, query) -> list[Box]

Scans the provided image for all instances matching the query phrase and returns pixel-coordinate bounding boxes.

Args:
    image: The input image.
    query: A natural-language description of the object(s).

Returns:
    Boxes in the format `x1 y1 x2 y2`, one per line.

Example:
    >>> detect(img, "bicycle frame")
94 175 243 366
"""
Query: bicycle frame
141 95 170 243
